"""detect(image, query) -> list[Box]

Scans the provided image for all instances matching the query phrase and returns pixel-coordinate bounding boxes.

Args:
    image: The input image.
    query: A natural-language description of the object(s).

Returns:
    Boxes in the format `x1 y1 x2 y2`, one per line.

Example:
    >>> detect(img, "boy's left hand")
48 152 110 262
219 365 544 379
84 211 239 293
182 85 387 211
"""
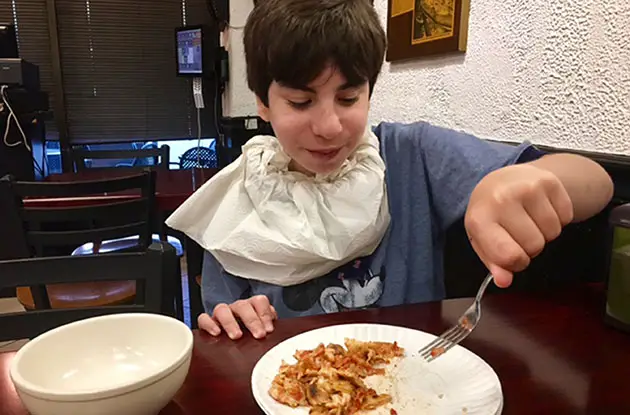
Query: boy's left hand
465 163 574 288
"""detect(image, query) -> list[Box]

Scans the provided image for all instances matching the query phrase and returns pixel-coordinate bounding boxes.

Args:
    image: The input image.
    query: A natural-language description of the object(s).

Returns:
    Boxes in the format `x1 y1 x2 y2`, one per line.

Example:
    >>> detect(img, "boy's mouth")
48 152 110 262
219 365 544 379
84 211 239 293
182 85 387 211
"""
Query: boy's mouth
308 148 341 160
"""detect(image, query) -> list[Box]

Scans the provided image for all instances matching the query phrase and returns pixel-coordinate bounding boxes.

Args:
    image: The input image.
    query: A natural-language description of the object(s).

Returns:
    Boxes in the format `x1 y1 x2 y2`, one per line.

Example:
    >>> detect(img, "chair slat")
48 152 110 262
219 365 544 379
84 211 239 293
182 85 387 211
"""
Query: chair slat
74 148 167 160
8 171 154 197
27 222 148 248
21 198 149 223
73 146 170 171
1 250 154 287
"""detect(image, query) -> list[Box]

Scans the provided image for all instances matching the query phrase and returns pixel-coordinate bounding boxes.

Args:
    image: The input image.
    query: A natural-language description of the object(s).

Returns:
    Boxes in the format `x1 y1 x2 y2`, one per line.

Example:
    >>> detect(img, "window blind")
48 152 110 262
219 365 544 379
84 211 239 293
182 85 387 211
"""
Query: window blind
55 0 217 143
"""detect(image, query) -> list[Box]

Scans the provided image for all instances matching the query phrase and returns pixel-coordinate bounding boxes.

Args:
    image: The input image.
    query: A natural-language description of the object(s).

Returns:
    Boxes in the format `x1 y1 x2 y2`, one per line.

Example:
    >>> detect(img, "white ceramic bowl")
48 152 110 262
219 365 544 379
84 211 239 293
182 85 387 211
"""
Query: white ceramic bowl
10 313 193 415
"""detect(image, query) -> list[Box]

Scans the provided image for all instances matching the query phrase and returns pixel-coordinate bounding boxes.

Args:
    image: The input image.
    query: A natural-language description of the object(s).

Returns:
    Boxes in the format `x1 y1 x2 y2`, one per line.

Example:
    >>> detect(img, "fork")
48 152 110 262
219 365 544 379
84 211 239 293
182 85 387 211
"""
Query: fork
419 273 494 362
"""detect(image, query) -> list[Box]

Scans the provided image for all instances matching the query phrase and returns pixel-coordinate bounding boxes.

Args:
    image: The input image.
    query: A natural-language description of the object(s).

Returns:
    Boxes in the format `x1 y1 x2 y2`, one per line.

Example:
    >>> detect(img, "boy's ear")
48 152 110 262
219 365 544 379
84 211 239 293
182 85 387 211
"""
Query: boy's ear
256 97 270 122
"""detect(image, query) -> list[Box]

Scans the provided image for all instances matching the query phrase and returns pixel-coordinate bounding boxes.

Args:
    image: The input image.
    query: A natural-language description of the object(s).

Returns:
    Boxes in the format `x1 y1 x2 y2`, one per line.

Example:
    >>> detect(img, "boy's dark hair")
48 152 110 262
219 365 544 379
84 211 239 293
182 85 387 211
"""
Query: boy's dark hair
243 0 386 106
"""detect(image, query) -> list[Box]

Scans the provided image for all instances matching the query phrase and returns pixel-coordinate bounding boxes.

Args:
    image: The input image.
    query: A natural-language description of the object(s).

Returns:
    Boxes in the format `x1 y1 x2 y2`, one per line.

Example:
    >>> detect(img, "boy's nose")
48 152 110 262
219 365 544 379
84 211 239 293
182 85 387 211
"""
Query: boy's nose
312 108 343 140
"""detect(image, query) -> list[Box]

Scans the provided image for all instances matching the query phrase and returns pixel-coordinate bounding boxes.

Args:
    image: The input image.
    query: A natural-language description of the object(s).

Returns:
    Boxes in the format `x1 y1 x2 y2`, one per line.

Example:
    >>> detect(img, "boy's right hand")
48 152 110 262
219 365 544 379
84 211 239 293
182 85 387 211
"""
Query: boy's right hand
197 295 277 340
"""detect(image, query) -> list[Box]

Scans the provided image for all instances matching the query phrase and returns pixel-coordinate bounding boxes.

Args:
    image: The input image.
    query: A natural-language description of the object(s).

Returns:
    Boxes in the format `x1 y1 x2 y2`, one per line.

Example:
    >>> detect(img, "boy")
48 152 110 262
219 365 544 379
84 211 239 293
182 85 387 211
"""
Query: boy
166 0 613 340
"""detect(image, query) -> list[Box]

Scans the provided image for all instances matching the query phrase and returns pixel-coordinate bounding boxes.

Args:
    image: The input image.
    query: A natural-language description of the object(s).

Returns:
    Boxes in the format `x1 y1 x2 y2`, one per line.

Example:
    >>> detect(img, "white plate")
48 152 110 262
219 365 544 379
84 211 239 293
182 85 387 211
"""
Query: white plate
251 323 502 415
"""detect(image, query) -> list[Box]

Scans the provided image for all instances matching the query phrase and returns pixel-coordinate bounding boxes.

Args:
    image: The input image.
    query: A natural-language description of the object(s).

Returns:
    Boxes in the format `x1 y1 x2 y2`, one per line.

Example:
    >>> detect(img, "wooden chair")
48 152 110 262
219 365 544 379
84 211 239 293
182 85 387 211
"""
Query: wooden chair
69 144 183 257
71 145 170 171
0 171 164 311
0 242 178 342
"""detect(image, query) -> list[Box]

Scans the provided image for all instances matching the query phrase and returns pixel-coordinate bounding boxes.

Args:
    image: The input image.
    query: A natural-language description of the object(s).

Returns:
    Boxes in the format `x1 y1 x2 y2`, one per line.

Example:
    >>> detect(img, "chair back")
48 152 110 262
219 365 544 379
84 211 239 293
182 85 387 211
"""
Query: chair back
0 242 177 342
72 145 170 171
0 170 156 258
179 146 217 169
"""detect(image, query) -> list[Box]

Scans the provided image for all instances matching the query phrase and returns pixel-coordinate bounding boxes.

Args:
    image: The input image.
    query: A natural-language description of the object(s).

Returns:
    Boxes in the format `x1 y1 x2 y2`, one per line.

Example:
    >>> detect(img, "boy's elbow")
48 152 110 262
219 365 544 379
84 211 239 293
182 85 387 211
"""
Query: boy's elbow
602 170 614 205
591 158 614 205
575 160 614 222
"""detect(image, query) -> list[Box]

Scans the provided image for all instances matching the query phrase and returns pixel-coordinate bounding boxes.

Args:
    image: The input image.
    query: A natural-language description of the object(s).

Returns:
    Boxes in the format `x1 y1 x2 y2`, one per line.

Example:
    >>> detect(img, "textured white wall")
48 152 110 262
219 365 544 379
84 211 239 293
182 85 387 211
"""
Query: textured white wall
225 0 630 154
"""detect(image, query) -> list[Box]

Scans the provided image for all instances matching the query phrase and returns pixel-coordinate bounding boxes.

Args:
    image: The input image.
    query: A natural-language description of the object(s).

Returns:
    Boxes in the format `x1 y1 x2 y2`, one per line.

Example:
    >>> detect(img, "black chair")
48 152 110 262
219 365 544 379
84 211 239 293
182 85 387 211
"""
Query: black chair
179 146 217 169
0 171 167 312
69 144 184 257
72 144 170 171
0 242 178 342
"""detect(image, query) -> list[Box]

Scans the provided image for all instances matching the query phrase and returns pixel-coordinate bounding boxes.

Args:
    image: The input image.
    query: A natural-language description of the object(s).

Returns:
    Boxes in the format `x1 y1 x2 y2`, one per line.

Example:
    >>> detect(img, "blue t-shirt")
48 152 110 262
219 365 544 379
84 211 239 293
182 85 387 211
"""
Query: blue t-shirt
200 121 542 317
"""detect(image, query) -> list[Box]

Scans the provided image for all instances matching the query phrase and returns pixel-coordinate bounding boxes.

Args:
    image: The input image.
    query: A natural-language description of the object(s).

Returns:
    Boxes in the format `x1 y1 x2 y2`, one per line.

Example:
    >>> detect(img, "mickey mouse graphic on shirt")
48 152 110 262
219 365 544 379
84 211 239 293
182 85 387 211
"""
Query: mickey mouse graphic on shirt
281 256 386 313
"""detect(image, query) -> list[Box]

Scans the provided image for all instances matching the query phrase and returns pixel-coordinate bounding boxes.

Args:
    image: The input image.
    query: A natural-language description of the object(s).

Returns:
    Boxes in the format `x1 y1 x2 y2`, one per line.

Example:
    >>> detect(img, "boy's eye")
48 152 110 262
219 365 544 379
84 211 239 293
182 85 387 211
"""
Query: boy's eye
338 97 359 106
288 100 312 109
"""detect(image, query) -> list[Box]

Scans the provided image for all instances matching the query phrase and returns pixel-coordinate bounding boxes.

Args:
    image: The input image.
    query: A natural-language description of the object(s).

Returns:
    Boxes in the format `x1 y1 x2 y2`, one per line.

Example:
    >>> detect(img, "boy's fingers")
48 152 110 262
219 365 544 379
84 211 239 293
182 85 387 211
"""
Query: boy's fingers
498 205 546 259
231 300 267 339
470 237 514 288
524 196 562 243
544 174 574 225
213 304 243 340
198 313 221 336
470 220 530 274
250 295 275 333
488 263 513 288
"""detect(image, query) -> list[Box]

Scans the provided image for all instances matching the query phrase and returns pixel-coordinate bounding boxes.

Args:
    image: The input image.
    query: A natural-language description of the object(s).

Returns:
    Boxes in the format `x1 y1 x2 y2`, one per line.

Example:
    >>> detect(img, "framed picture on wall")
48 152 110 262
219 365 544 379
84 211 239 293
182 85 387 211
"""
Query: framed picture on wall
386 0 470 62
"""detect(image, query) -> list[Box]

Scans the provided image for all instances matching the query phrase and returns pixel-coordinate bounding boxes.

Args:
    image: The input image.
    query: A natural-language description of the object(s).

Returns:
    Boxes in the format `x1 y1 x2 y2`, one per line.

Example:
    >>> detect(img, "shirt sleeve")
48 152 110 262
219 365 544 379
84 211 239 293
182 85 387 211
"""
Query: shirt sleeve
417 122 544 230
200 251 251 313
375 121 544 232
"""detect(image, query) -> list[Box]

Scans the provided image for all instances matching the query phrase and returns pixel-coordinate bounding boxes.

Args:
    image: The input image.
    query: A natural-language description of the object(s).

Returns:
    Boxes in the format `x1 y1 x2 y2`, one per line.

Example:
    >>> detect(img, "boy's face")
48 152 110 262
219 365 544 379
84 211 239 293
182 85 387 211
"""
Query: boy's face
257 66 370 175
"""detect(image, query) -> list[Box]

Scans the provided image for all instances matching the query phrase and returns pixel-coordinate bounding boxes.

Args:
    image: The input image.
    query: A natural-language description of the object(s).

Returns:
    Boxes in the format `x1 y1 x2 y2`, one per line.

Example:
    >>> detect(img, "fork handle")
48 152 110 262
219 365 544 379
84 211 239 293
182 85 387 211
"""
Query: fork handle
475 273 494 303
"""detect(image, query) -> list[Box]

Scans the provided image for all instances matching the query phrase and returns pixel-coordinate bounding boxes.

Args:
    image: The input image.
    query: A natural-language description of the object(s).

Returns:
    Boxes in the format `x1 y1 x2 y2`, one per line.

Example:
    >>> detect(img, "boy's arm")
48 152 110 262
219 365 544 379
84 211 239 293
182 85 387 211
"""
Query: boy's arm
528 153 613 222
465 154 613 288
198 251 276 339
200 251 249 313
376 121 613 287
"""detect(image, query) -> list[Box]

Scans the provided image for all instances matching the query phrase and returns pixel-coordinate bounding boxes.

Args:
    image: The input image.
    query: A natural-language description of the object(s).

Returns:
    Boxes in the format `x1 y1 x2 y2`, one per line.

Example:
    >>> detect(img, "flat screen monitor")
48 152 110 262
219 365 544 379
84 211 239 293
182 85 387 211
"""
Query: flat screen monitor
176 26 204 76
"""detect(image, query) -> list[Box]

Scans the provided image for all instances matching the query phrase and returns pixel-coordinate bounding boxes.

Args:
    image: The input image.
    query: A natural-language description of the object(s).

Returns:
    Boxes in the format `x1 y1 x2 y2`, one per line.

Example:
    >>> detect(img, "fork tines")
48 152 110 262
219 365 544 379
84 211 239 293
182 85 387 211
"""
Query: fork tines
419 324 471 362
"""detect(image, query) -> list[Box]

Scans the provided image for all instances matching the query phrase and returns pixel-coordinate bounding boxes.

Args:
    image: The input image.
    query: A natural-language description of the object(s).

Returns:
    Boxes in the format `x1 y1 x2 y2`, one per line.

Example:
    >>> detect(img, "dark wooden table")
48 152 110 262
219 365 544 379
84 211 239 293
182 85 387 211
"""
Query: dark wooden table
1 284 629 414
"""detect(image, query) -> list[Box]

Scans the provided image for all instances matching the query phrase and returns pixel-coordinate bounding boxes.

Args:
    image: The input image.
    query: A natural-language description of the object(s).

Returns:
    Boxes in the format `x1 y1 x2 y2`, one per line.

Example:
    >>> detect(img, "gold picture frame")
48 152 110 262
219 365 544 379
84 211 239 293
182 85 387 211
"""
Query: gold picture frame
386 0 470 62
